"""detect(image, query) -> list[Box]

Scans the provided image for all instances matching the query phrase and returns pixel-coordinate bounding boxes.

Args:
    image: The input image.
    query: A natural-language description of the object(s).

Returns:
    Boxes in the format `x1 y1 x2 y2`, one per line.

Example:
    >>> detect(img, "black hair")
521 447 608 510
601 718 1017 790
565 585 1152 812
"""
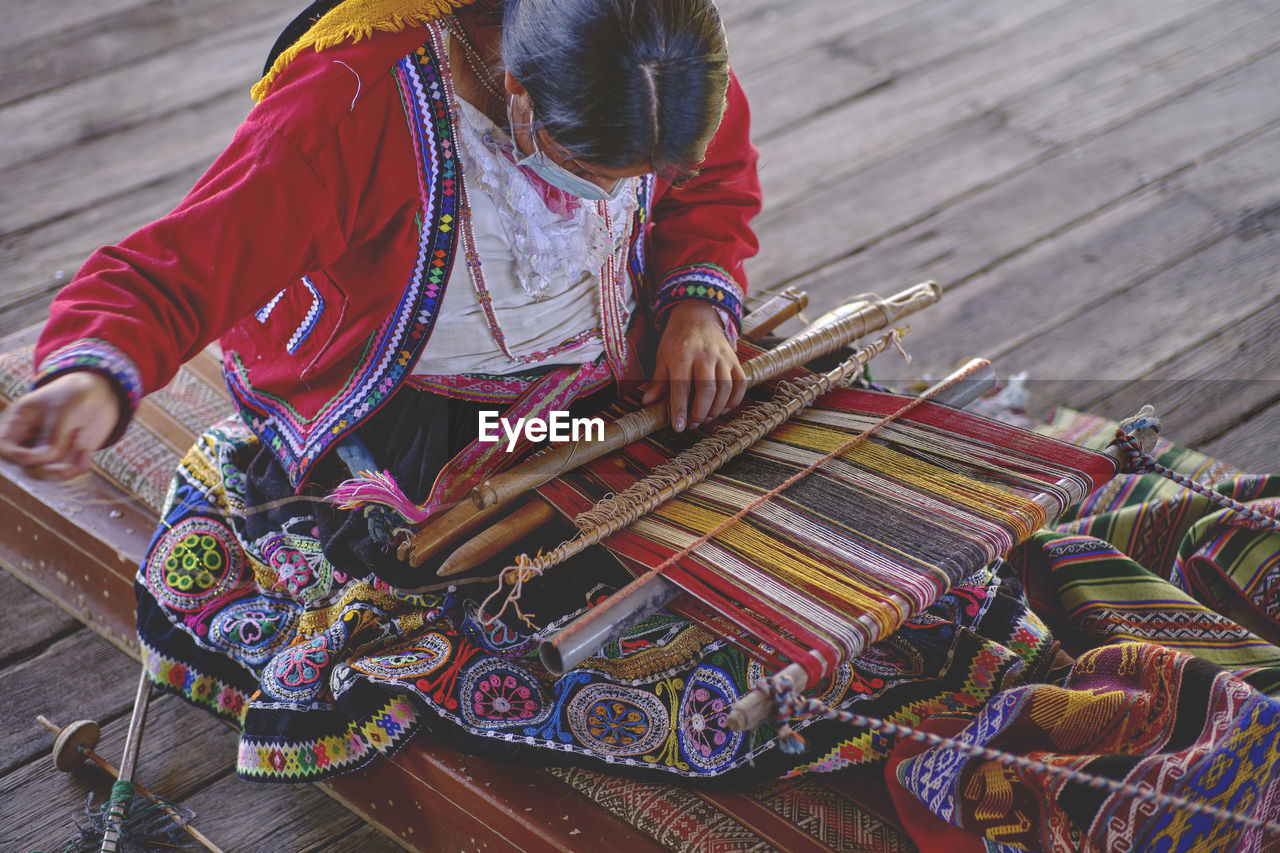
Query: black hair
501 0 730 173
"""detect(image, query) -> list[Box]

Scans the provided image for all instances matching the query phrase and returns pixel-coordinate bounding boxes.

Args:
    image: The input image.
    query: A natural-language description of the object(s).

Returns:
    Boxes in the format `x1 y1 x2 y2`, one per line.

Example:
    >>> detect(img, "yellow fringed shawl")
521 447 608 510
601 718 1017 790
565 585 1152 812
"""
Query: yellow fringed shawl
251 0 478 102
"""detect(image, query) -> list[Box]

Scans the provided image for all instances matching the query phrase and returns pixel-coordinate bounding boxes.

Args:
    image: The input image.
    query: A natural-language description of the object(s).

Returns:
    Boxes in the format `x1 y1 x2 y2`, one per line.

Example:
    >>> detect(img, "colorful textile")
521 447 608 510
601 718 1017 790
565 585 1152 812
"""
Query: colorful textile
897 643 1280 852
887 408 1280 851
1008 409 1280 693
129 378 1280 847
135 387 1056 784
535 386 1114 684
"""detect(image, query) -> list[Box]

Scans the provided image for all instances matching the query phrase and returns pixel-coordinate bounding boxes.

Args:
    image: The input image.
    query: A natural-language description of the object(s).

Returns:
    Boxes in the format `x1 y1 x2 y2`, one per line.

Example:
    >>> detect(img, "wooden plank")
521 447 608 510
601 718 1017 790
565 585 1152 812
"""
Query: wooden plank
0 569 80 665
786 0 1280 307
322 741 671 853
840 117 1280 387
731 0 1068 139
784 56 1280 367
0 693 237 853
0 469 151 655
1085 299 1280 448
749 112 1051 288
754 0 1254 210
183 772 372 852
1200 398 1280 473
0 0 152 52
0 0 296 107
748 1 1280 292
0 89 250 237
997 219 1280 411
0 15 286 171
753 1 1280 297
302 823 407 853
723 0 931 72
1007 0 1280 143
0 629 138 774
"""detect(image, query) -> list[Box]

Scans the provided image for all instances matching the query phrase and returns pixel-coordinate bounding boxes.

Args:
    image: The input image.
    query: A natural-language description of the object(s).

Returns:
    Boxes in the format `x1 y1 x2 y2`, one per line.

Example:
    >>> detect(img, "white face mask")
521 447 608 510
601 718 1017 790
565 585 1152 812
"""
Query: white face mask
508 97 625 202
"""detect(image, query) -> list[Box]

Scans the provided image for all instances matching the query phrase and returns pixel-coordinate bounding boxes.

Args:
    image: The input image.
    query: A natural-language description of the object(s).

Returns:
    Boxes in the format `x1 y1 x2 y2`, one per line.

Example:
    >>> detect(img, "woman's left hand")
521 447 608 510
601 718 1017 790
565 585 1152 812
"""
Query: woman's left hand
642 302 746 432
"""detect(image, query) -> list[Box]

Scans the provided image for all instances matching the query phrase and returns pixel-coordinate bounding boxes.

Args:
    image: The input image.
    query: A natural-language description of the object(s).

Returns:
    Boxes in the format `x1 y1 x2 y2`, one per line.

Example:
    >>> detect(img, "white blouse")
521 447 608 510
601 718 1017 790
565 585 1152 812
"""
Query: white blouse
411 97 639 377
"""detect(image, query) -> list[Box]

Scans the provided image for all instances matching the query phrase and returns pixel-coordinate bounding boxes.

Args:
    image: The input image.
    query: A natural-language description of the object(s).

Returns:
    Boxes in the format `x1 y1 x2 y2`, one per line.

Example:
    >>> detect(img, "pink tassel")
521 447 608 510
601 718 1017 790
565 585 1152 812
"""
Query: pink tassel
330 470 432 525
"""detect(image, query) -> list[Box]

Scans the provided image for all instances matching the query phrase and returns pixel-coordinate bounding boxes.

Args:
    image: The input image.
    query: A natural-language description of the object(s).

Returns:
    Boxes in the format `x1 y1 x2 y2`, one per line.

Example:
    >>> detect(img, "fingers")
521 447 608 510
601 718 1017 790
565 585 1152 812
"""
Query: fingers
707 360 734 423
727 362 747 411
687 357 717 428
649 355 745 433
0 372 118 476
33 446 94 481
648 303 748 432
0 400 70 466
667 364 690 433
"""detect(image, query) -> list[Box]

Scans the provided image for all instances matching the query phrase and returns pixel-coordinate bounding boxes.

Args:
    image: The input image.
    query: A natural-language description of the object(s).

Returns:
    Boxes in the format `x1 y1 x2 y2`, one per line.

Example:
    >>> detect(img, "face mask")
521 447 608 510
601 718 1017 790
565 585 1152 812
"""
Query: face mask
508 97 625 202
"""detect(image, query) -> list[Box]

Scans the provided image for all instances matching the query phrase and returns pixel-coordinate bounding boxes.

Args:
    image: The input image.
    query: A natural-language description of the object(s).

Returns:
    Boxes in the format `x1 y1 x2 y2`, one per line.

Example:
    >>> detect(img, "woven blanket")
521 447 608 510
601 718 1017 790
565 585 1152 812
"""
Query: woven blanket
893 407 1280 852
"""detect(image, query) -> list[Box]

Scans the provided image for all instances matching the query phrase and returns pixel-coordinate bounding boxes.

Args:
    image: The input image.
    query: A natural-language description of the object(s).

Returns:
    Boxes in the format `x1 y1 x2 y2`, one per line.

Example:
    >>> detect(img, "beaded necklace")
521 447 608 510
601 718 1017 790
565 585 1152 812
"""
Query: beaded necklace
428 24 633 376
442 15 506 104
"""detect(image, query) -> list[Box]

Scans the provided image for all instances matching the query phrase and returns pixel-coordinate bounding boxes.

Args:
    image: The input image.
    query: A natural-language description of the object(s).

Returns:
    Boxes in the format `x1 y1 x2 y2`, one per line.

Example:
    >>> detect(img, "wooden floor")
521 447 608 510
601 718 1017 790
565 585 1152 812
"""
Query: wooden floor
1 0 1277 849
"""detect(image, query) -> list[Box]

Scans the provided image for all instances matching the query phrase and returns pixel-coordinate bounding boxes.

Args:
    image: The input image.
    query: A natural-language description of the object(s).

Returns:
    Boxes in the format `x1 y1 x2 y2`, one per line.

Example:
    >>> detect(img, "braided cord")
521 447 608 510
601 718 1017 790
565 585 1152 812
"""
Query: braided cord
1113 431 1280 533
760 675 1280 837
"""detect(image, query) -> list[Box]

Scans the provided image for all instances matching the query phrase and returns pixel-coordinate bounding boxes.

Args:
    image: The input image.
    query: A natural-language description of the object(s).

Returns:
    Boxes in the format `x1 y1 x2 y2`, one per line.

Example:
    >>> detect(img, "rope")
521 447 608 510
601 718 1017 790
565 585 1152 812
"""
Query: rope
760 674 1280 837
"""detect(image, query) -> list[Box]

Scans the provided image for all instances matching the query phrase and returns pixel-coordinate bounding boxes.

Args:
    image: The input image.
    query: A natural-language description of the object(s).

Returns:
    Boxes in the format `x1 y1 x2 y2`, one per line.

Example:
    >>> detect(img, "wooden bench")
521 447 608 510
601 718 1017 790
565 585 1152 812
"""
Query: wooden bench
0 324 915 853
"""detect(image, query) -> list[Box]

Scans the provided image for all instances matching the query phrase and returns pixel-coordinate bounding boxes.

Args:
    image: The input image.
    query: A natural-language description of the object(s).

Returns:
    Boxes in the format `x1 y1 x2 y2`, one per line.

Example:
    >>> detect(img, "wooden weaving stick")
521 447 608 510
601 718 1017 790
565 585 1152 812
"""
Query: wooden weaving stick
738 286 808 340
440 324 915 581
397 288 809 577
398 287 808 568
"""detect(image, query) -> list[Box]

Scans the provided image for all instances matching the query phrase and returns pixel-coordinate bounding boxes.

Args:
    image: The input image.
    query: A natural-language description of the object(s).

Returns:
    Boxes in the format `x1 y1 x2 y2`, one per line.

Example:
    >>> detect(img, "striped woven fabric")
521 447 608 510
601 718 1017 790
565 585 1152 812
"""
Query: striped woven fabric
1008 407 1280 695
537 387 1116 684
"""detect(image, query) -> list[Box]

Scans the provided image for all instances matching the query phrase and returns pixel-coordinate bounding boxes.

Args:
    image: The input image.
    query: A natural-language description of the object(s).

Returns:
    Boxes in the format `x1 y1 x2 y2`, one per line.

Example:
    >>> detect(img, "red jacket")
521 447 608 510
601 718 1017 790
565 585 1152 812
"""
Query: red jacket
35 24 761 486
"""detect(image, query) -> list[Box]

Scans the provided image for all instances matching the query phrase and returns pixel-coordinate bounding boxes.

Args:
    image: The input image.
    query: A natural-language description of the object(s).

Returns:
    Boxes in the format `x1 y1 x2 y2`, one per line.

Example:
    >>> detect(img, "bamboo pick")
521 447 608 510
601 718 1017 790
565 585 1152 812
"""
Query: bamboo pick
738 286 808 340
436 499 558 576
404 281 941 566
413 292 811 575
396 287 809 567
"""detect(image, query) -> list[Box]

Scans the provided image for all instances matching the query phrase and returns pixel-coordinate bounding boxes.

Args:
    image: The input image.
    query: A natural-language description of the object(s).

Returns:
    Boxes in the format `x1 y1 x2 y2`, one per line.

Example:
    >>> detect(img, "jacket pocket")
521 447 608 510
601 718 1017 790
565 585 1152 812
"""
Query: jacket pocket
253 271 348 378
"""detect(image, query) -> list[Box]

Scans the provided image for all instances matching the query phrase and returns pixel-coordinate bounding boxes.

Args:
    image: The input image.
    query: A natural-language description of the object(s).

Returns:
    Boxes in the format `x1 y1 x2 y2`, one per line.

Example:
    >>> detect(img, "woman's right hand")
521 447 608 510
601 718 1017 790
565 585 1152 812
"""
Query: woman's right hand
0 371 121 480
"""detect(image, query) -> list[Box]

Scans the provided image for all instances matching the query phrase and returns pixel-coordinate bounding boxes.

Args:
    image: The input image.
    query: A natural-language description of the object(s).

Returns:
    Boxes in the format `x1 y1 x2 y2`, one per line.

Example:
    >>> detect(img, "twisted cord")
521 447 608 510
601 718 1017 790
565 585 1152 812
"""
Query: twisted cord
1113 430 1280 533
760 674 1280 837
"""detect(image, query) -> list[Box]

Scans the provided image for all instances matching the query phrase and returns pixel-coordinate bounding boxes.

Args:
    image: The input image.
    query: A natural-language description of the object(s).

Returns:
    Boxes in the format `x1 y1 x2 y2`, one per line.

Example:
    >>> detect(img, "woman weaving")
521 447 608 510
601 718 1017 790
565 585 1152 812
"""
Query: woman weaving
4 1 1280 851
